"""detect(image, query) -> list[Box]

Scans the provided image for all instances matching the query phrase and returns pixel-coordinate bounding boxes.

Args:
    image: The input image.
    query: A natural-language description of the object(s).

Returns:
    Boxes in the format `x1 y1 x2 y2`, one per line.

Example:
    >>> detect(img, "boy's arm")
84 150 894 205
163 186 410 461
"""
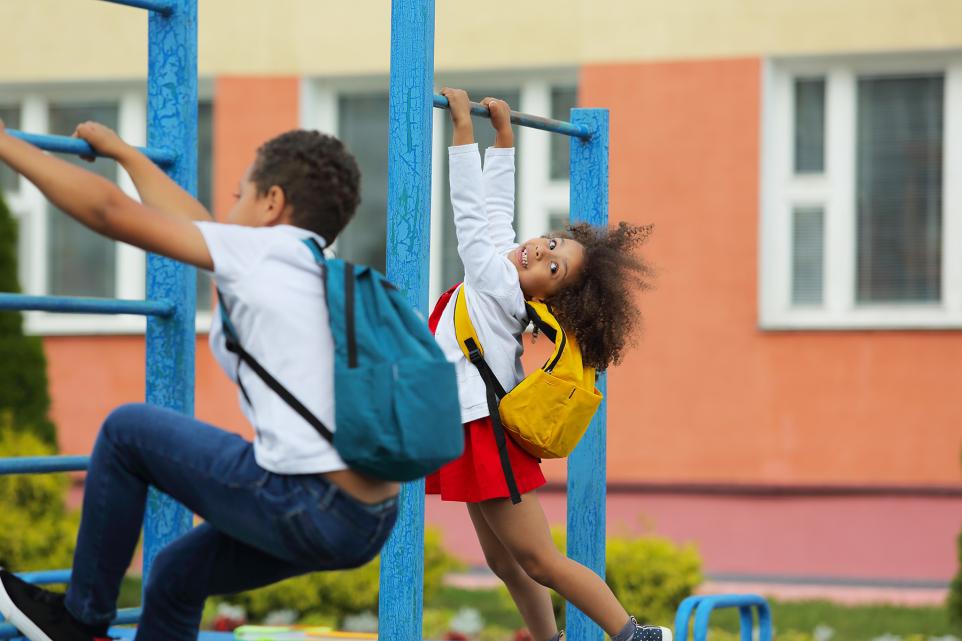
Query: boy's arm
442 89 514 292
0 121 213 270
479 97 516 253
74 121 213 222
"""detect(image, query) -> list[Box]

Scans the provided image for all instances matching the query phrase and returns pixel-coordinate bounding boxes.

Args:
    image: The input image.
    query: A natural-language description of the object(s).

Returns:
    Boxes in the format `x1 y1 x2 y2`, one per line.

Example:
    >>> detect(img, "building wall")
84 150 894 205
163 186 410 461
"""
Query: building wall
1 1 961 82
5 2 961 587
582 59 962 485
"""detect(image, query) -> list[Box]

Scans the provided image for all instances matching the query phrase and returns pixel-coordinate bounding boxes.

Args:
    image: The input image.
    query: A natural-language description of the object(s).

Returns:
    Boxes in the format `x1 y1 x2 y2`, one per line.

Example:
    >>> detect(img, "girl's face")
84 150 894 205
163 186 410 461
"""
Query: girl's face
507 235 585 301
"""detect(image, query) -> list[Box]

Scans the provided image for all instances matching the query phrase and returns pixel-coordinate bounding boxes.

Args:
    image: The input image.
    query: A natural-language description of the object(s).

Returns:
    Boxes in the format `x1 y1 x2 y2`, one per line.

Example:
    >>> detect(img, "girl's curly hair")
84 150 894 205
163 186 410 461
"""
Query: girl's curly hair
546 222 653 371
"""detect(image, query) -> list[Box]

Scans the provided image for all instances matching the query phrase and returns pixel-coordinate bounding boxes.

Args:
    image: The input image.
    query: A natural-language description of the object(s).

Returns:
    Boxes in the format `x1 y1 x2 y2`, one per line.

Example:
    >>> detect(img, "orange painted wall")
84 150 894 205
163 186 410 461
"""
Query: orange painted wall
212 76 300 217
581 59 962 486
45 336 252 456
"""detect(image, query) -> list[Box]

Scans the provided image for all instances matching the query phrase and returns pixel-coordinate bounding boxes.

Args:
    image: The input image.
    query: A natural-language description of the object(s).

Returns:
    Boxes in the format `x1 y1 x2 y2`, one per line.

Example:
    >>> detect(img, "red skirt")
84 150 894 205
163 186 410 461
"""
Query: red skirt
425 283 545 503
426 415 546 502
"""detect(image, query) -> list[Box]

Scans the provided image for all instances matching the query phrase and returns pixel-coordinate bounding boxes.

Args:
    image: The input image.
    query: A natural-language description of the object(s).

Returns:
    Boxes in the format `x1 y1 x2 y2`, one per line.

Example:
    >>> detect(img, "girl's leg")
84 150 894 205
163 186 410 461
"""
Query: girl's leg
466 503 557 641
477 492 629 637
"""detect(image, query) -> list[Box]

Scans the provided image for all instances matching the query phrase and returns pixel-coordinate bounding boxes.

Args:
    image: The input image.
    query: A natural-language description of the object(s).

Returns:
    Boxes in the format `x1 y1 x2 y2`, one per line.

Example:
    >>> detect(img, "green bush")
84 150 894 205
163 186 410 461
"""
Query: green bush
550 529 702 628
949 445 962 629
216 527 461 625
0 421 79 571
0 192 56 446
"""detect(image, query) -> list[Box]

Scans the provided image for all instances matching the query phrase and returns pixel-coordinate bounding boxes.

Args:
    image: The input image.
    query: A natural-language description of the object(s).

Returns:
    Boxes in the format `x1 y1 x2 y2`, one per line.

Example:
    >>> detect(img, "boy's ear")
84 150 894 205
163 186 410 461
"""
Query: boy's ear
264 185 289 225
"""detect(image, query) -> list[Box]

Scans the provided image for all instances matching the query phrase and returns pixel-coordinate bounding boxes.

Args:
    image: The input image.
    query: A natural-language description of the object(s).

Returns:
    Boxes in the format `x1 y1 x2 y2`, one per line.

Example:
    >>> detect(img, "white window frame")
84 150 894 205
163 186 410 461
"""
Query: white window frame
760 53 962 330
300 70 577 304
0 81 214 336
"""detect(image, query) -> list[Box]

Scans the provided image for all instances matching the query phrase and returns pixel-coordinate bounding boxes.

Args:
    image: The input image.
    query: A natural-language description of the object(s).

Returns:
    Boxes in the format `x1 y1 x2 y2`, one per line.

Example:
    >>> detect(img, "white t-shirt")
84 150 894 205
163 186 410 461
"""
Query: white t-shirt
433 144 528 424
196 222 347 475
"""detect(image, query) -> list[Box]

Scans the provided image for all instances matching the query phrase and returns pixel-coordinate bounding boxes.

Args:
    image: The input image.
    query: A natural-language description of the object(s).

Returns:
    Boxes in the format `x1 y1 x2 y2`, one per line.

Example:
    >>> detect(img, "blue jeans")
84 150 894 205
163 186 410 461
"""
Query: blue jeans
63 403 397 641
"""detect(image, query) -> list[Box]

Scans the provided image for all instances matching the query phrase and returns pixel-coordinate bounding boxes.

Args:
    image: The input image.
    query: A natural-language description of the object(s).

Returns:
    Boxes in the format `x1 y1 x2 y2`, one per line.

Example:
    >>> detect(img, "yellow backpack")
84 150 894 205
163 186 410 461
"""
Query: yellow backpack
453 286 603 502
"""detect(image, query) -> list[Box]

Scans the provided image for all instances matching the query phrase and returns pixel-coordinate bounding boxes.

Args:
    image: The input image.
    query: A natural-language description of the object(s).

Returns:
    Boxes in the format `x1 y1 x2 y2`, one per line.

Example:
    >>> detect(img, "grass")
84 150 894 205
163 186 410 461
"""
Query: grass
708 599 958 640
431 587 961 641
116 580 959 640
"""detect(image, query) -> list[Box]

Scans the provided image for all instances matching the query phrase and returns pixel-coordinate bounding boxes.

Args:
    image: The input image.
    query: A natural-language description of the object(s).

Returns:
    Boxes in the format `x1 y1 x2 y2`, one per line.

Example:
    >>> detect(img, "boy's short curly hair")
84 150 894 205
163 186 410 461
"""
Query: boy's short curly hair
546 222 653 371
250 130 361 243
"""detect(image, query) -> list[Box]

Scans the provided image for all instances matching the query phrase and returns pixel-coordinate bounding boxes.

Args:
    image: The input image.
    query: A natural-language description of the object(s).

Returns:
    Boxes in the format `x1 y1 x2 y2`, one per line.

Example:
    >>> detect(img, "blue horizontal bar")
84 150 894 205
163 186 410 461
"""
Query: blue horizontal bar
0 456 89 475
98 0 174 15
15 570 71 585
5 130 176 167
0 608 141 640
0 294 175 317
433 94 591 139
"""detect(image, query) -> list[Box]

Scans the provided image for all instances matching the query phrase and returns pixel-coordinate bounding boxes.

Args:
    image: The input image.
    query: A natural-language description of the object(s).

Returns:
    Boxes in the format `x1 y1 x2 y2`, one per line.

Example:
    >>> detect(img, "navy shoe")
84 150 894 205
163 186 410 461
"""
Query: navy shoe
629 617 672 641
0 569 107 641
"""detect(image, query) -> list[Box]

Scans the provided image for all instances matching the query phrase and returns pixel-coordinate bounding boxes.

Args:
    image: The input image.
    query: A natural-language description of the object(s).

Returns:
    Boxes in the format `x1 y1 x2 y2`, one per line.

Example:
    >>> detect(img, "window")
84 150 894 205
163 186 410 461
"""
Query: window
0 105 20 193
550 87 577 181
196 100 214 313
46 103 120 298
319 78 577 301
760 56 962 329
335 93 390 273
0 88 216 333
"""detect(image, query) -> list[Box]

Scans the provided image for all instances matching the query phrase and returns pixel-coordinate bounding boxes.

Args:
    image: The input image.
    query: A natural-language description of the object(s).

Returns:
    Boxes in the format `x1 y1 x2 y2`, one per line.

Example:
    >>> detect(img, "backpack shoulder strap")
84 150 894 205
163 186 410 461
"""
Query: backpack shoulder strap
525 301 567 374
452 286 520 503
453 285 485 363
216 287 335 445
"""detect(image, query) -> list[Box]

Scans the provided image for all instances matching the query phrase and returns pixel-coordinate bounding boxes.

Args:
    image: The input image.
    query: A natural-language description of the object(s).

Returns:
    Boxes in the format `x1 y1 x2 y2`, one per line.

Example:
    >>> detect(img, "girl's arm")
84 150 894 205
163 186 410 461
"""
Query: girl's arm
0 120 213 270
74 121 213 222
442 88 514 292
479 97 516 254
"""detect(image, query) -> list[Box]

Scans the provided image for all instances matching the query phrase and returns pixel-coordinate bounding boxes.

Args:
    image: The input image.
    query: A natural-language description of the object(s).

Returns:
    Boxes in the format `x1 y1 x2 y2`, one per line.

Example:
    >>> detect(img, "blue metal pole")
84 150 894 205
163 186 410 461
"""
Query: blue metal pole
0 293 173 316
0 456 88 475
99 0 175 14
432 95 590 139
566 108 609 641
142 0 197 581
4 130 175 167
379 1 435 640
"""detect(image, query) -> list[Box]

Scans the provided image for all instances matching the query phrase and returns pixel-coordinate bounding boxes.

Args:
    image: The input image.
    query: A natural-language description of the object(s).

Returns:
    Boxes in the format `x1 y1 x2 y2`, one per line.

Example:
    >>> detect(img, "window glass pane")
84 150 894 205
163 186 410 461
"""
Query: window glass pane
856 74 943 304
791 206 824 305
440 89 521 289
46 103 118 297
336 93 389 273
0 105 20 193
550 87 577 180
548 210 569 232
196 100 214 312
794 78 825 174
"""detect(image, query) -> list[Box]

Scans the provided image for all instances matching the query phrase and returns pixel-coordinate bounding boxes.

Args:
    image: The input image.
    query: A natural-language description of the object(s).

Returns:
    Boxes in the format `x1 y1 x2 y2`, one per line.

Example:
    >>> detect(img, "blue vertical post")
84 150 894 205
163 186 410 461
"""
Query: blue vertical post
142 0 197 579
379 1 435 640
566 109 609 641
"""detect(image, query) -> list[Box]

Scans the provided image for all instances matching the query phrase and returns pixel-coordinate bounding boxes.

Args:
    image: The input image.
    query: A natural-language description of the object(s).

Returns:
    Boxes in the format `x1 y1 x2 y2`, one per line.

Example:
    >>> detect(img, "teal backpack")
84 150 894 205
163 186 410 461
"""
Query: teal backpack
218 237 463 482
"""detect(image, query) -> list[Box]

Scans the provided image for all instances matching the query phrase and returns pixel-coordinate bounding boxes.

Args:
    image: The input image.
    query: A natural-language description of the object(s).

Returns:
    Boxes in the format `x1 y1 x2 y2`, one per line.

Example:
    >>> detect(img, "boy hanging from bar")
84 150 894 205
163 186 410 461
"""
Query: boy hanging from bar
0 118 400 641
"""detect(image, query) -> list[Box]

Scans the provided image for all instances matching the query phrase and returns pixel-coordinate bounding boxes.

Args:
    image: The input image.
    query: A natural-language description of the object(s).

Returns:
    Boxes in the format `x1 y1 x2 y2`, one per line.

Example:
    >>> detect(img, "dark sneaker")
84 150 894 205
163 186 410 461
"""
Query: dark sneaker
629 620 672 641
0 569 103 641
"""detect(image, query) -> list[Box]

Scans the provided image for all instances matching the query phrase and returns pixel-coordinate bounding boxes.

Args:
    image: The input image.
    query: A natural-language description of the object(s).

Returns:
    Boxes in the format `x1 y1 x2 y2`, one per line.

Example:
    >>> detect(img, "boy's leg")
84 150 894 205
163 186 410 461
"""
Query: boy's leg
477 493 670 641
63 403 322 631
466 503 557 641
135 523 306 641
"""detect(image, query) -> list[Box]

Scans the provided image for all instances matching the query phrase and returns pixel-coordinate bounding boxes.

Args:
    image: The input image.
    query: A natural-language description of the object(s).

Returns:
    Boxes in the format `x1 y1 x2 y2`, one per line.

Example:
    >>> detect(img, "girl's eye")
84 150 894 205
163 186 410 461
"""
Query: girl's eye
550 262 559 274
232 192 241 200
548 239 557 250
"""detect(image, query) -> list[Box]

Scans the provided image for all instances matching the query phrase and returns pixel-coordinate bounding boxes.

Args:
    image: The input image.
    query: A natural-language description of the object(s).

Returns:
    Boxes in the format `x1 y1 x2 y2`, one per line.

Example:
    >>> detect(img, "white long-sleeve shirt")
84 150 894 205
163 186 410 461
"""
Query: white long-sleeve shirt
434 144 528 423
